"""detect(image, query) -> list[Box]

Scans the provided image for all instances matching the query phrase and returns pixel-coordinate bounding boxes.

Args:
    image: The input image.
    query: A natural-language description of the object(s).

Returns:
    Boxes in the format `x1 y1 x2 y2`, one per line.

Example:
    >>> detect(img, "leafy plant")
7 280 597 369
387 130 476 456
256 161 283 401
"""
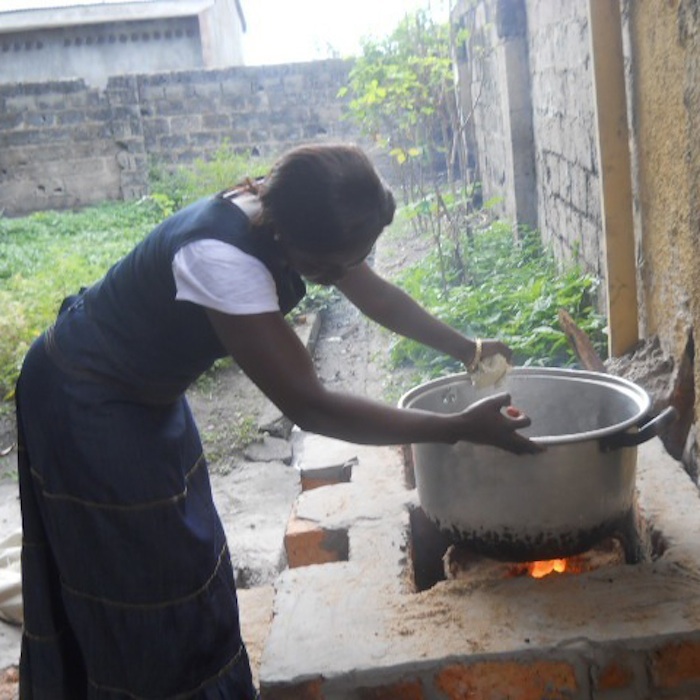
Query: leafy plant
340 10 462 200
389 219 606 378
339 9 489 293
150 143 273 209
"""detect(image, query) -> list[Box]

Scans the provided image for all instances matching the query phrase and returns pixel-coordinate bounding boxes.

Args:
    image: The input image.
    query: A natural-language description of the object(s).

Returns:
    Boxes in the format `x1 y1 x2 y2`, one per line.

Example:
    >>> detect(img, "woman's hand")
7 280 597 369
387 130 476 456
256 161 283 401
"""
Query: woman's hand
462 338 513 371
457 392 543 455
480 339 512 363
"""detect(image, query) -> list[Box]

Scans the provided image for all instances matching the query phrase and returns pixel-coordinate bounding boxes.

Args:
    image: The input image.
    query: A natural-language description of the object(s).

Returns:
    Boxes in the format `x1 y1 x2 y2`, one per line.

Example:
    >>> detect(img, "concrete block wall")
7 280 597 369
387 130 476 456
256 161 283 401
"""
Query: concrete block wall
0 78 135 214
526 0 603 279
0 59 356 216
454 0 603 280
137 60 355 167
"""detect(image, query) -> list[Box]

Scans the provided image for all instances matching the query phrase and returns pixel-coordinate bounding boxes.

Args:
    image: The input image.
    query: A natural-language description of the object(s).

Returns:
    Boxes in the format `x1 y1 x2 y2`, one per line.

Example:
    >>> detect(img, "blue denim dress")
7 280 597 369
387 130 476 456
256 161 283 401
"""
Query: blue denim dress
15 196 304 698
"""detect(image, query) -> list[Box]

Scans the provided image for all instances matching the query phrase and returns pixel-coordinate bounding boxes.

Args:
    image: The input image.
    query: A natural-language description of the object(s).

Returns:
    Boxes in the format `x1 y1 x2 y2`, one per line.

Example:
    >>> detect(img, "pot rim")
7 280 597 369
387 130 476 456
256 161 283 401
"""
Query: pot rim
398 366 652 446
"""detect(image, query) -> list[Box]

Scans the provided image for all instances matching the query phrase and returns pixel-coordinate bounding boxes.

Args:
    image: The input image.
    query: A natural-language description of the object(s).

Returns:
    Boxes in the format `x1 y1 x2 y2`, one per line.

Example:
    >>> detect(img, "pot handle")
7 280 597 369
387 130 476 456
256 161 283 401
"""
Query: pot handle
599 406 679 452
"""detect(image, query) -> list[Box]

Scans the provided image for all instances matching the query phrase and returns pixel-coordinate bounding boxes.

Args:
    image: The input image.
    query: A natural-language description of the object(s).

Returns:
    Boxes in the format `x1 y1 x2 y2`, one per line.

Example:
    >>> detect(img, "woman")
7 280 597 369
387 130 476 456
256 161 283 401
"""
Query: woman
16 143 539 698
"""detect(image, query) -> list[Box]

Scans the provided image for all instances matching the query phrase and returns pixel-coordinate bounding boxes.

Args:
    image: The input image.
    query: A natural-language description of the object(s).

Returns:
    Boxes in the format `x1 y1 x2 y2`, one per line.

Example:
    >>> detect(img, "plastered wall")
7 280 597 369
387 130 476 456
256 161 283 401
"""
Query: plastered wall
626 1 693 348
626 0 700 465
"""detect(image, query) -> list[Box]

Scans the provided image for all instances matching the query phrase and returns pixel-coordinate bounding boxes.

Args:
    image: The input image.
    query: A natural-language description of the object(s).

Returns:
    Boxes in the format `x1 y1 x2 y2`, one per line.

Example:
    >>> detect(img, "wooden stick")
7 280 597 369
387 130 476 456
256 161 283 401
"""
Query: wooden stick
558 309 607 372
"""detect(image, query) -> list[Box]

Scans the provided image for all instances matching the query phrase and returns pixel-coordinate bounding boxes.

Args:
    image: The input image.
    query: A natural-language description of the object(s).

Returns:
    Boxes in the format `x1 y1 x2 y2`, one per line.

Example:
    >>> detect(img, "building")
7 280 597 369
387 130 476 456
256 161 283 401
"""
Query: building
0 0 246 87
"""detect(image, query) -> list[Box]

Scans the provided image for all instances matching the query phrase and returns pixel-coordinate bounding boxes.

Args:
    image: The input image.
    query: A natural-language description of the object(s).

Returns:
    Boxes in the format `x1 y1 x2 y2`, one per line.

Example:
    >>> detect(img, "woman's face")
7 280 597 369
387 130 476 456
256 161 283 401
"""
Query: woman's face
283 236 377 285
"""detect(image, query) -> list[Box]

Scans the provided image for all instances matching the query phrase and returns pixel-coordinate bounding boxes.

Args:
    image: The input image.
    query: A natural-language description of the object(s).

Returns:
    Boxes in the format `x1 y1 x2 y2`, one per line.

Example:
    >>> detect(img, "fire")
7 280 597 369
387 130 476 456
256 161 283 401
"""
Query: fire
528 559 568 578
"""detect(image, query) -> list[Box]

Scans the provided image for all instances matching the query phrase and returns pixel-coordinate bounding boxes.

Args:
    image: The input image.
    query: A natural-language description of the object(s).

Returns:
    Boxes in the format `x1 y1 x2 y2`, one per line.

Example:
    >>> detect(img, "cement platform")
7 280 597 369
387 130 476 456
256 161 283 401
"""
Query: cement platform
260 437 700 700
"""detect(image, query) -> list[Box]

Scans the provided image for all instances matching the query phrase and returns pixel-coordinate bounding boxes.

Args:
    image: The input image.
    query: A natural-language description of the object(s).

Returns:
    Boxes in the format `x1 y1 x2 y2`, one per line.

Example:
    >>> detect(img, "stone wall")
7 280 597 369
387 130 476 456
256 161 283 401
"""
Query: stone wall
0 59 356 217
454 0 536 232
526 0 603 278
453 0 602 280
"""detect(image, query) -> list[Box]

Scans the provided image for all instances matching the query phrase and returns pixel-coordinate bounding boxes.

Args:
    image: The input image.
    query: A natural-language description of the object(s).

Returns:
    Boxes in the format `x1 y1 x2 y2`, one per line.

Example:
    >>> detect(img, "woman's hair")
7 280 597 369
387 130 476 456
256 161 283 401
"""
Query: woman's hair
257 143 395 253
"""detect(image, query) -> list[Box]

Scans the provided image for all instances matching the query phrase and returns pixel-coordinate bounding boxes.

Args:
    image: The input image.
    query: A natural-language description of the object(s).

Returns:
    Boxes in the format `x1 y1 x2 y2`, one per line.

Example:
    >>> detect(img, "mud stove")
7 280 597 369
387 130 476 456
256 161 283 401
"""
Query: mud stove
259 437 700 700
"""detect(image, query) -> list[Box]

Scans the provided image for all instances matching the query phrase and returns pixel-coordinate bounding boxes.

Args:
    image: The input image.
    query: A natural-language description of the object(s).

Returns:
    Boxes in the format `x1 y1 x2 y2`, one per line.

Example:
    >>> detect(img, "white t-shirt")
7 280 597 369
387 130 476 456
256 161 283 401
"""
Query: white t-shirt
172 239 280 315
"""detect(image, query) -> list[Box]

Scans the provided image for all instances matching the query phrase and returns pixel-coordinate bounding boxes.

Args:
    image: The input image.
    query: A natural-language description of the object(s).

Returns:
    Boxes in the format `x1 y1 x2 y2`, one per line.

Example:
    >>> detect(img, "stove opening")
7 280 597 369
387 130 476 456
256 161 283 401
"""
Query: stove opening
408 504 668 592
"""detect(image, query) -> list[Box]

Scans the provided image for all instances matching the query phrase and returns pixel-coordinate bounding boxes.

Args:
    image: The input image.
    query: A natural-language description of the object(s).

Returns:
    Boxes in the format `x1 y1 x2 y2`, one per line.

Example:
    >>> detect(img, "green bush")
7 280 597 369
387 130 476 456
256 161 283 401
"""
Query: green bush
390 220 607 378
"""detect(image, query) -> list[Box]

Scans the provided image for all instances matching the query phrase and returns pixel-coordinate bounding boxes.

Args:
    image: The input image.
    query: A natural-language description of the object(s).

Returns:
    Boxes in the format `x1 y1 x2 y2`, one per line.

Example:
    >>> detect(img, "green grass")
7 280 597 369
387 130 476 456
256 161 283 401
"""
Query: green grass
0 199 165 398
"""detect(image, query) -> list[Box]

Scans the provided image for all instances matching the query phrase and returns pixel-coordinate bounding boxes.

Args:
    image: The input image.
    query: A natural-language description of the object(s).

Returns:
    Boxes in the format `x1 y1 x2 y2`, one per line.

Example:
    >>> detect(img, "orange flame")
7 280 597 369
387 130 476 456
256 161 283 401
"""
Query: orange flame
528 559 568 578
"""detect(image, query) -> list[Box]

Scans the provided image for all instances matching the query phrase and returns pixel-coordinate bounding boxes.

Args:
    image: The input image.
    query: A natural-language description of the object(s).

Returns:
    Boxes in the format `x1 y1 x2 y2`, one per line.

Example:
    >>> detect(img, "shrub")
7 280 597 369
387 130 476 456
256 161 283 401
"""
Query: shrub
389 220 606 378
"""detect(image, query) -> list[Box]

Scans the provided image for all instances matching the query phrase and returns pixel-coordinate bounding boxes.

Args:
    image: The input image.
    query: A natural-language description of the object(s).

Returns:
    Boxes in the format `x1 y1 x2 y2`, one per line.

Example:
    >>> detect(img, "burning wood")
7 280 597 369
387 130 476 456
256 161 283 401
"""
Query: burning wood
443 538 625 583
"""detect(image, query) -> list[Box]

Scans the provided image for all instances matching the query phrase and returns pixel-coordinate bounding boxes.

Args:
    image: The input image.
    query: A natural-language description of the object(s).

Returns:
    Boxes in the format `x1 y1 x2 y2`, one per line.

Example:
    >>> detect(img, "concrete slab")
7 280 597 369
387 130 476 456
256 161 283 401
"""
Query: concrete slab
212 460 301 588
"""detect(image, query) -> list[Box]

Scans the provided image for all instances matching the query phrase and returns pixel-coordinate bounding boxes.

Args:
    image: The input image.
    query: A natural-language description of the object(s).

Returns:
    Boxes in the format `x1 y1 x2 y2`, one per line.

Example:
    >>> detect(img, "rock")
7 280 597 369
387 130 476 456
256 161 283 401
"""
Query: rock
244 435 293 465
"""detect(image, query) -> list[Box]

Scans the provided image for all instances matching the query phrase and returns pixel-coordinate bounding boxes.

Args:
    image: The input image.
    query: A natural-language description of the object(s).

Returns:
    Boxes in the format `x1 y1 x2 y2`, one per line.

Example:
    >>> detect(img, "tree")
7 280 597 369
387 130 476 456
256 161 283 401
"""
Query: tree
339 9 478 292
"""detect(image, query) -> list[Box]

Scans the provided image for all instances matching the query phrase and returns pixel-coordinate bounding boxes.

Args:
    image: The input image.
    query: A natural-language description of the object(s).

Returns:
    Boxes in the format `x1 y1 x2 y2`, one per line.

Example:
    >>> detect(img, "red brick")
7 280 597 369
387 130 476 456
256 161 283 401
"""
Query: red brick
595 659 635 690
435 660 578 700
650 639 700 689
284 515 348 568
261 678 323 700
359 679 425 699
301 476 341 491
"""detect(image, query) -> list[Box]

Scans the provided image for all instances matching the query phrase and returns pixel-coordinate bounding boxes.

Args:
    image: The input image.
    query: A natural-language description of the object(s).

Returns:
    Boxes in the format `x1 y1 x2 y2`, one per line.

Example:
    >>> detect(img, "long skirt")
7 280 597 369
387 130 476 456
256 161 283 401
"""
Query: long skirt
15 329 257 699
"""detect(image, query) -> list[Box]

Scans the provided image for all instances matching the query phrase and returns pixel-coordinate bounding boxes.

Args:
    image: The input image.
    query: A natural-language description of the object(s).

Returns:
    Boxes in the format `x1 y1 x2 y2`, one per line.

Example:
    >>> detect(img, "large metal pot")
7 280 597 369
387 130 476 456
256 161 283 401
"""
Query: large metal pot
399 368 676 561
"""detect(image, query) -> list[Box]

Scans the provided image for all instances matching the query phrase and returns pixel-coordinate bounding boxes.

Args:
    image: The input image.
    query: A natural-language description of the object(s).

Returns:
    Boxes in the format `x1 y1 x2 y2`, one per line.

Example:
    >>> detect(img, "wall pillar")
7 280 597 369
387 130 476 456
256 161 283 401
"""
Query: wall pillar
588 0 639 357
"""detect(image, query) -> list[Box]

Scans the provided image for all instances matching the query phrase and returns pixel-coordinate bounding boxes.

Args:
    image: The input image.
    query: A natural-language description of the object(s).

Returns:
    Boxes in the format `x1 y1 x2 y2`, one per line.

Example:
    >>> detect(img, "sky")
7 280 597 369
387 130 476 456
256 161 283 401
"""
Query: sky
241 0 448 65
2 0 448 66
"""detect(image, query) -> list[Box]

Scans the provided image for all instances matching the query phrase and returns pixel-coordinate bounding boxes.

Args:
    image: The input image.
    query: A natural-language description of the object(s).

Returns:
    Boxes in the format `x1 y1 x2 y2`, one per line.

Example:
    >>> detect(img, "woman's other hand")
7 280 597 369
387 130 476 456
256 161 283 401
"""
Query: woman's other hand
457 392 543 455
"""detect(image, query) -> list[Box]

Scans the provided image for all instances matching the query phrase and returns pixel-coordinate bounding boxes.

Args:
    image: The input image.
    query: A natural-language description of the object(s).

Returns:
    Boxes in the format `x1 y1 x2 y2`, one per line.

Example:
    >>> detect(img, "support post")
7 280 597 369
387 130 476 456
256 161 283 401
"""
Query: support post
588 0 639 357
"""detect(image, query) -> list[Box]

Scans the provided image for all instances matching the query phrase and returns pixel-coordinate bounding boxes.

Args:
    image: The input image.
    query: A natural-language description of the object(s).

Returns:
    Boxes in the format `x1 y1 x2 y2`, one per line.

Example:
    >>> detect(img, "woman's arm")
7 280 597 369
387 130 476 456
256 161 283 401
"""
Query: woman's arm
205 309 538 453
336 263 508 367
